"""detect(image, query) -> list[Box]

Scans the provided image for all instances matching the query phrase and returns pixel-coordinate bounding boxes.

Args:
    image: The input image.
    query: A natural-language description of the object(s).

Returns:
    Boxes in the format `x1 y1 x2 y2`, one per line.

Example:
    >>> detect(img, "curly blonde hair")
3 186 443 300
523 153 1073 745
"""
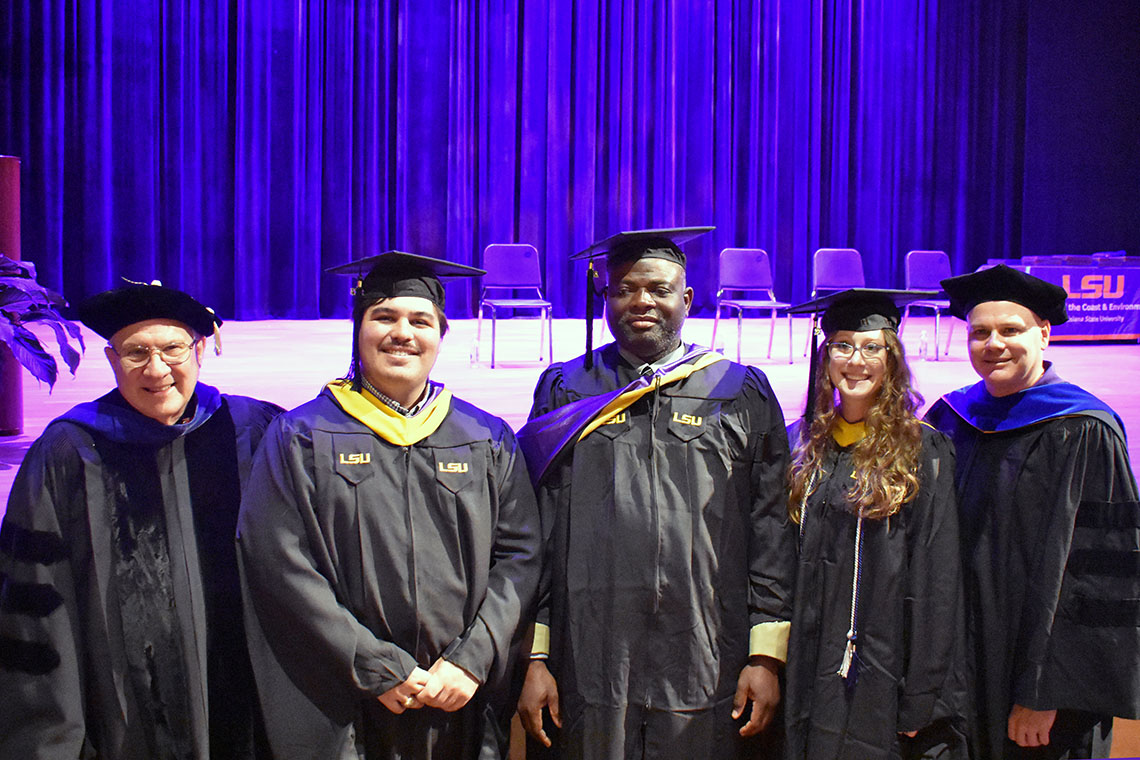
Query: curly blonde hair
788 329 923 522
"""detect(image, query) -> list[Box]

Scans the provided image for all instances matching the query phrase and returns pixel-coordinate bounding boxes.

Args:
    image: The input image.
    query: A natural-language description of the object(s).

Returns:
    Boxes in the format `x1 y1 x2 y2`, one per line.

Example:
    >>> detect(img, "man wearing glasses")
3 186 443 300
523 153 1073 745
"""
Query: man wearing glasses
926 265 1140 759
0 282 282 759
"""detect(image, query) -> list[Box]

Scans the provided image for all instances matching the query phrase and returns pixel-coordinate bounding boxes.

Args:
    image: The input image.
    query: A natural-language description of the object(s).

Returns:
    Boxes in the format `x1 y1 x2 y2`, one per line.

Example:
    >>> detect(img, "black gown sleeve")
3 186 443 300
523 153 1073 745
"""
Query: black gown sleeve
745 369 796 647
439 423 541 682
1016 417 1140 716
527 364 570 638
898 429 967 732
529 363 569 421
224 395 284 485
0 425 91 759
237 416 420 706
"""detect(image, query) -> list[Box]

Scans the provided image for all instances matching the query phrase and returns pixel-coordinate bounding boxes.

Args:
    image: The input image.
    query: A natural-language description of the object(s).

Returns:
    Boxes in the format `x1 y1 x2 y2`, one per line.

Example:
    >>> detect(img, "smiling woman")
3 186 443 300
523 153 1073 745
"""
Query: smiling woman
825 330 888 425
784 288 968 760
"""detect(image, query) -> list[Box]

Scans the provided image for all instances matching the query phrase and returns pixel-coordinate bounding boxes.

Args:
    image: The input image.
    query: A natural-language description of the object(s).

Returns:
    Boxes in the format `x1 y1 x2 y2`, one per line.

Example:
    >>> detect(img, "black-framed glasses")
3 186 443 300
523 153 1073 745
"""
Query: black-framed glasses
111 341 198 369
827 341 887 362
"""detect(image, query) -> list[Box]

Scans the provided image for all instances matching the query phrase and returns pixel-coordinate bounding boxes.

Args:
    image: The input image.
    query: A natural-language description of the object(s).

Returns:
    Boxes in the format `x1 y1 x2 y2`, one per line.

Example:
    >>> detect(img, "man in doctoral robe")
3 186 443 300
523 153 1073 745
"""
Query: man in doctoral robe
925 265 1140 759
0 282 282 759
515 228 796 759
237 252 541 759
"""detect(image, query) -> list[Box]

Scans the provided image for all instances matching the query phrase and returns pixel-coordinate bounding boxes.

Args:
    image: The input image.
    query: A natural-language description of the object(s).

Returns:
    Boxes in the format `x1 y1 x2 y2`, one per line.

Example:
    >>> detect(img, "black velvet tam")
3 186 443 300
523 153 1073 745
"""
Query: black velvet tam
940 264 1068 324
76 283 221 340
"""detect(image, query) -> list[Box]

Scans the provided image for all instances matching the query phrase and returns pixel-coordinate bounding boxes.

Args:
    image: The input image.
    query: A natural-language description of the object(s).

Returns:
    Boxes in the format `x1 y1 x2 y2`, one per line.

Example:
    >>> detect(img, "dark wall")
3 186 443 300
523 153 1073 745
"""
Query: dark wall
1021 1 1140 257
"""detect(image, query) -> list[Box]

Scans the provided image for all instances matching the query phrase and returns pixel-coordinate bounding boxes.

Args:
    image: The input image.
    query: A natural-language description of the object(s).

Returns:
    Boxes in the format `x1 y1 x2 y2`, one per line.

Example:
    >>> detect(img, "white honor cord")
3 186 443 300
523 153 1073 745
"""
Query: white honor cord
797 470 818 547
837 513 864 679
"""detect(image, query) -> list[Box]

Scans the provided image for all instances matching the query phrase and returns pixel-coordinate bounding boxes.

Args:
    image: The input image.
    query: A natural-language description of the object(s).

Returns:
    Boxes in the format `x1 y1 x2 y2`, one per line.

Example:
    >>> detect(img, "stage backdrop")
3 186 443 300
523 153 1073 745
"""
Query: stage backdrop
0 0 1100 320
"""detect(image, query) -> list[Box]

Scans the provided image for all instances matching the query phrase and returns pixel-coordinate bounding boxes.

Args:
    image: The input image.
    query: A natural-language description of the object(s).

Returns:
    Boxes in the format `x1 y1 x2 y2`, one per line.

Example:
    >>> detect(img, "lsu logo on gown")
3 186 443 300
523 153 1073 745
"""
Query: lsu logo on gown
339 452 371 465
438 461 469 473
671 412 703 427
603 413 627 425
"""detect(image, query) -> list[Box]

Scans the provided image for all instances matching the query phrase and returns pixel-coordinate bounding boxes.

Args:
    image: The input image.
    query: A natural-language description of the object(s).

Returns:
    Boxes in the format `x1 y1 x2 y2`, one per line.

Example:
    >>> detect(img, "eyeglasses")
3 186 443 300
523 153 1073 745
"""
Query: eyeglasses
112 341 198 369
827 341 888 362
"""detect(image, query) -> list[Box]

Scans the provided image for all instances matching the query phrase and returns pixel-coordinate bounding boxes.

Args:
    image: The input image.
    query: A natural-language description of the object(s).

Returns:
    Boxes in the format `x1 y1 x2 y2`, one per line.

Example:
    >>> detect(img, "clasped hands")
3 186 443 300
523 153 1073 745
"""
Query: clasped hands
378 658 480 714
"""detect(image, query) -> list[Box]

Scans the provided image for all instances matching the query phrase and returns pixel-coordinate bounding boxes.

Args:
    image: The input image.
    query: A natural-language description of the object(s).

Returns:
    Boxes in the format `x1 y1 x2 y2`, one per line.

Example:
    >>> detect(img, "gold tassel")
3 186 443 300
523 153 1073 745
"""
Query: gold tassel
207 307 222 356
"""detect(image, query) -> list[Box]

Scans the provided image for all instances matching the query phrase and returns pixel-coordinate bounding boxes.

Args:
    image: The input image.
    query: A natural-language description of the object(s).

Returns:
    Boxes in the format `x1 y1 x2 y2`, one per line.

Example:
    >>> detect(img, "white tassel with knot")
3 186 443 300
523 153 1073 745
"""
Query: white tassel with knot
837 629 856 678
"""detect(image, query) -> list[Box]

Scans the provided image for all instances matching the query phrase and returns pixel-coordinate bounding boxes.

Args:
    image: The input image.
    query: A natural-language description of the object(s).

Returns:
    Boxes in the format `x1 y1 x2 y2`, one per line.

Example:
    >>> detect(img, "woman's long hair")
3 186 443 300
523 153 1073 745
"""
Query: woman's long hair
788 329 923 522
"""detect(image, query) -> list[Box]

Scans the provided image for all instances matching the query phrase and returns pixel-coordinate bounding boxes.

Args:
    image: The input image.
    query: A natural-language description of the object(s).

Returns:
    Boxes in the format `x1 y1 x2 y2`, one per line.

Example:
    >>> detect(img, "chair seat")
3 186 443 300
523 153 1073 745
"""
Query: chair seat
720 298 789 310
907 298 950 309
481 298 552 308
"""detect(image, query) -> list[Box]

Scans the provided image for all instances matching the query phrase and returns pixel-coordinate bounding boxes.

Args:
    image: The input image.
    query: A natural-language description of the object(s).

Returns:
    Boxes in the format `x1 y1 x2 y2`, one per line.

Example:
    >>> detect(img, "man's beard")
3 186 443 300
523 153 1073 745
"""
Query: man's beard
610 317 683 363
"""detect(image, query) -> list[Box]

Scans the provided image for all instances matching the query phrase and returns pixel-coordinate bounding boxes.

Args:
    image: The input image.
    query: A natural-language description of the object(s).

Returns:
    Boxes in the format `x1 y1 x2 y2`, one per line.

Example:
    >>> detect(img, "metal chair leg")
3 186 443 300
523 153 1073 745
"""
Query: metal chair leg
475 302 485 364
932 310 941 362
786 314 794 364
546 306 554 363
537 307 546 361
736 309 743 363
711 304 722 353
766 308 776 359
489 306 497 369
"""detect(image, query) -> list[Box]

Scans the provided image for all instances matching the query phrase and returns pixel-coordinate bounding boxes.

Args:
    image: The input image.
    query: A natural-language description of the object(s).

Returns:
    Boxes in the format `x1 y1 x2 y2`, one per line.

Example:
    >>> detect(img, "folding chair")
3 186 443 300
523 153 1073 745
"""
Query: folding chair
901 250 954 360
474 244 553 368
710 248 792 363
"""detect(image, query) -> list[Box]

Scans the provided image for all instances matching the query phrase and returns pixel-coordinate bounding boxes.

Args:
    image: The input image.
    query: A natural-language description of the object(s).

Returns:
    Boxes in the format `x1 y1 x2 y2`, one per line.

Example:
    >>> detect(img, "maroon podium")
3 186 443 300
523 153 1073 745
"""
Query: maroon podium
0 155 22 435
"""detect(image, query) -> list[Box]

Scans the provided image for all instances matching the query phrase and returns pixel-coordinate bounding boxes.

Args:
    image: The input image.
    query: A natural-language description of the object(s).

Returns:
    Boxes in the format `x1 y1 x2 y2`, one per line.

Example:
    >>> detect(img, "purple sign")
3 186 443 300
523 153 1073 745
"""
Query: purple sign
1025 265 1140 341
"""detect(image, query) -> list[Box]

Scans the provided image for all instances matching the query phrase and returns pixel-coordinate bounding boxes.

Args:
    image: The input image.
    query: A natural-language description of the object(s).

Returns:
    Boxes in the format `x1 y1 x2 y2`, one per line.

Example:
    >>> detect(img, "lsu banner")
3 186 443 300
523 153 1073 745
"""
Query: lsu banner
1025 265 1140 341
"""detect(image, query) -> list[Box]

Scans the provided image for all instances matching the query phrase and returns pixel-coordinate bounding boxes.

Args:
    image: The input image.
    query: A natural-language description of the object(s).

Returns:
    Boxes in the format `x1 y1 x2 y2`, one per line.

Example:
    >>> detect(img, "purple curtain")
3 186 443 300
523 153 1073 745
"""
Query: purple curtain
1 0 1027 319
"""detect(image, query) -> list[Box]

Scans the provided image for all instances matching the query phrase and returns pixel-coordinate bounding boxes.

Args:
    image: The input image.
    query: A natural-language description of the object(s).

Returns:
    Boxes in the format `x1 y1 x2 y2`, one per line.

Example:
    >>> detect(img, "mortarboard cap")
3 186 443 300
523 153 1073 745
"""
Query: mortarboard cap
939 264 1068 324
325 251 485 310
787 288 939 334
571 226 713 367
570 226 714 269
77 281 222 341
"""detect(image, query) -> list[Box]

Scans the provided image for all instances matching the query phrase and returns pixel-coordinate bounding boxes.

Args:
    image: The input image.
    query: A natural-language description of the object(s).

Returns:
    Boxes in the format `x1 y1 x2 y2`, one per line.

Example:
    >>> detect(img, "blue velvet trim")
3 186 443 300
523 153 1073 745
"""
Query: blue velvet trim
940 379 1125 442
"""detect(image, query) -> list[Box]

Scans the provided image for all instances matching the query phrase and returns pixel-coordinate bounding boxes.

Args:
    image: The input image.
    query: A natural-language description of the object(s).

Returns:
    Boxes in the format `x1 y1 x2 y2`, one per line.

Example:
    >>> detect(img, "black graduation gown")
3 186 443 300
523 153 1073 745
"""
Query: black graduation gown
0 386 281 760
784 426 968 760
237 387 541 760
528 343 796 760
926 375 1140 760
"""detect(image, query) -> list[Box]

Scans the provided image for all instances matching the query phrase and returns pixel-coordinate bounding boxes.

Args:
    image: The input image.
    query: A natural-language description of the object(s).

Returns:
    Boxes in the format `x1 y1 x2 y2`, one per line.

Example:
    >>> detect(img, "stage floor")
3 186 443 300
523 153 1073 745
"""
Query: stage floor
2 314 1139 756
4 314 1137 498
